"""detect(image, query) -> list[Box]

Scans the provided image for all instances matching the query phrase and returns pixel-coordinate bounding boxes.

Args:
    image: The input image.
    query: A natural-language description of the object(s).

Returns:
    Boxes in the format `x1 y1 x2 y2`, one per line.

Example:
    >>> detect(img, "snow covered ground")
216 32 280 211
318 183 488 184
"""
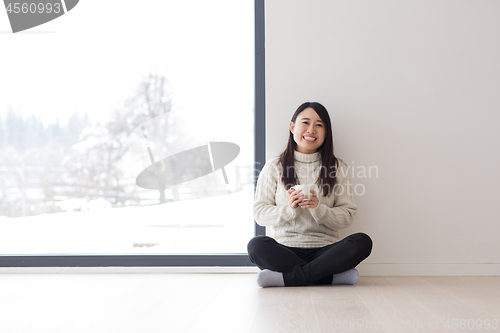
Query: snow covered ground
0 185 255 255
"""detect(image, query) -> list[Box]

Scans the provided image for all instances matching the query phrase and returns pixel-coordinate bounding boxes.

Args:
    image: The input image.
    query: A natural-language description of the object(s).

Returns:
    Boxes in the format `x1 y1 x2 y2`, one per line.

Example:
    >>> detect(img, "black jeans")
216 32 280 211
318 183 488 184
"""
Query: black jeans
247 233 373 286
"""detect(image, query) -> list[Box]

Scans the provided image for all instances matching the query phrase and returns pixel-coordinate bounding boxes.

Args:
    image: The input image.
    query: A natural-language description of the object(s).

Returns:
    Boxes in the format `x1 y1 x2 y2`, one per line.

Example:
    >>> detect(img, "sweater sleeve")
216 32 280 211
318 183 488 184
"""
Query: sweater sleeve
309 160 357 230
253 160 300 227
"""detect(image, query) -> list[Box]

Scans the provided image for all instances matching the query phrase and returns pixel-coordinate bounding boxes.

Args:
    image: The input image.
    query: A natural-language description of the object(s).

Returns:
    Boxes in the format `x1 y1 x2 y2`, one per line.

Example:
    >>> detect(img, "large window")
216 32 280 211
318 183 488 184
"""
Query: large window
0 0 265 266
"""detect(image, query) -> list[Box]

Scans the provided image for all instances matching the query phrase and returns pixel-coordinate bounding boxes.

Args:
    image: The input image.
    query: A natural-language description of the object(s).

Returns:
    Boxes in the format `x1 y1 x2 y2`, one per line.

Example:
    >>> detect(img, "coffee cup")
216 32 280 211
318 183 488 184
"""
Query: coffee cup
292 184 317 201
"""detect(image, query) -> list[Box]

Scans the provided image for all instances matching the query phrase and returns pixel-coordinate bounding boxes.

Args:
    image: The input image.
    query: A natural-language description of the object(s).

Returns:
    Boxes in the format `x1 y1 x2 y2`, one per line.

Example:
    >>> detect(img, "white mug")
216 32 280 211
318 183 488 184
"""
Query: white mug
292 184 317 201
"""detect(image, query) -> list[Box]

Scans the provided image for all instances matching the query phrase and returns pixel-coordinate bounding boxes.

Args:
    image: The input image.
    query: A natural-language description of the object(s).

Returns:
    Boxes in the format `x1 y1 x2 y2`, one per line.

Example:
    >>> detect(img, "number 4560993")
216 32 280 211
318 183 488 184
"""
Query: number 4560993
6 2 61 14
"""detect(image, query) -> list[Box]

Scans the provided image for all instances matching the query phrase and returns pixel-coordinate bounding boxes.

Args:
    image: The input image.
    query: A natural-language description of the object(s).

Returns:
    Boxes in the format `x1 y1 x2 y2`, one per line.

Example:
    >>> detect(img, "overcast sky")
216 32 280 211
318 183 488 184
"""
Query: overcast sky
0 0 254 136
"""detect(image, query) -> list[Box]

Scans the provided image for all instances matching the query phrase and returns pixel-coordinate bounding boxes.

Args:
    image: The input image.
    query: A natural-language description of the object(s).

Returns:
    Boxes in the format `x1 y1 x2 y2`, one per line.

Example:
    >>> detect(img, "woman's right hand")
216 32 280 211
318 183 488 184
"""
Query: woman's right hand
287 188 304 209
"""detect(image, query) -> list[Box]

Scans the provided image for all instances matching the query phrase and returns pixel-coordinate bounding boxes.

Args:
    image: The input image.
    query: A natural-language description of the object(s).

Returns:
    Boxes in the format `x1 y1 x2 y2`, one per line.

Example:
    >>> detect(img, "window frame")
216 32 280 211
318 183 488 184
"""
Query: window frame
0 0 265 268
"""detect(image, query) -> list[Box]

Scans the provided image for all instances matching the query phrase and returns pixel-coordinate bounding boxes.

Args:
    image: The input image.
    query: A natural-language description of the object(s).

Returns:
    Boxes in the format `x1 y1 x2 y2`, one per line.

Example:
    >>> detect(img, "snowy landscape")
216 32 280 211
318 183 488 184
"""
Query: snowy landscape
0 1 256 255
0 184 255 255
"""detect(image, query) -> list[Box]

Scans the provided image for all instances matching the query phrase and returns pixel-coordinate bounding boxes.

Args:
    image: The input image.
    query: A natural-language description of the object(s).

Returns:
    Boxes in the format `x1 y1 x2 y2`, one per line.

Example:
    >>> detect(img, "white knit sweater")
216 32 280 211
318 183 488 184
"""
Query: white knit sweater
253 150 357 248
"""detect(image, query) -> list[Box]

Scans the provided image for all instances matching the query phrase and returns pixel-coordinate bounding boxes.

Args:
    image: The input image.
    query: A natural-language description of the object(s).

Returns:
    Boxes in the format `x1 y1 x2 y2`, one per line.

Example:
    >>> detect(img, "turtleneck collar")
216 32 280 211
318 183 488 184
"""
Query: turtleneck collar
293 150 321 163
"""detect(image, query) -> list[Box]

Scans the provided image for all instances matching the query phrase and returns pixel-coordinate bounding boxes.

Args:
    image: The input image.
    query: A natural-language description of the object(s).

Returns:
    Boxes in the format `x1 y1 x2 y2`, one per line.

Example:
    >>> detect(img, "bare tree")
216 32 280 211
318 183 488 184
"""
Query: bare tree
109 73 176 203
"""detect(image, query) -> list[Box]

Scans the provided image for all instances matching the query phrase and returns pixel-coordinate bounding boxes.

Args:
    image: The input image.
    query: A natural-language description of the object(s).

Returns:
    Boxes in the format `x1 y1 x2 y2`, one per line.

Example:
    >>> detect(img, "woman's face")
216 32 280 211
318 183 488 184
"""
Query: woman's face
289 107 326 154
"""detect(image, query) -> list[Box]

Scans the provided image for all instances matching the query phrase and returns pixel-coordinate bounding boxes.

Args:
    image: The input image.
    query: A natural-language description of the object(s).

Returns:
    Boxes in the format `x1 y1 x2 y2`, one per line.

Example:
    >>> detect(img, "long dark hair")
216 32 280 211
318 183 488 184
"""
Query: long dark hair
278 102 339 197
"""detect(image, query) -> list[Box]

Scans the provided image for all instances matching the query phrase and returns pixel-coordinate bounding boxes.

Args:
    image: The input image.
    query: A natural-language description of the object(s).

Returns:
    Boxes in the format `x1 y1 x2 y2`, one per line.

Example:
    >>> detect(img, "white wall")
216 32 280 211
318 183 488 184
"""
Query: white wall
265 0 500 275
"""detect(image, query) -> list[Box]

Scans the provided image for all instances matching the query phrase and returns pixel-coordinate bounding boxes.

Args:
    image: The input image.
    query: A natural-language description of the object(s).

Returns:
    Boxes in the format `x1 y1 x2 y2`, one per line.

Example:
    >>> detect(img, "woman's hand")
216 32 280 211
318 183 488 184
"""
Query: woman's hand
287 188 304 209
298 190 319 209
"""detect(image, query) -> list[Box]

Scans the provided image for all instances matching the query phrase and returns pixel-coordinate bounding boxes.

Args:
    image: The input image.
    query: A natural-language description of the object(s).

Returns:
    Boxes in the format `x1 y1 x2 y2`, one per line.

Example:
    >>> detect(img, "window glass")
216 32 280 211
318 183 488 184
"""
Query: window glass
0 0 255 255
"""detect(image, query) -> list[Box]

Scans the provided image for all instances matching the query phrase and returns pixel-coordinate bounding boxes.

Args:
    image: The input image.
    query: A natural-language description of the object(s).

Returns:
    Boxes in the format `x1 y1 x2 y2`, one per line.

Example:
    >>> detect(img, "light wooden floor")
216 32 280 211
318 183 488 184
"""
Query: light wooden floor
1 274 499 333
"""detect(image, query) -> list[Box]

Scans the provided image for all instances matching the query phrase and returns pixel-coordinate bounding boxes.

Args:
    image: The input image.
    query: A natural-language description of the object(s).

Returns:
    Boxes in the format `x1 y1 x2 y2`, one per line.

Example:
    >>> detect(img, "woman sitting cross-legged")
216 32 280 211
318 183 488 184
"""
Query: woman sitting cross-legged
247 102 373 287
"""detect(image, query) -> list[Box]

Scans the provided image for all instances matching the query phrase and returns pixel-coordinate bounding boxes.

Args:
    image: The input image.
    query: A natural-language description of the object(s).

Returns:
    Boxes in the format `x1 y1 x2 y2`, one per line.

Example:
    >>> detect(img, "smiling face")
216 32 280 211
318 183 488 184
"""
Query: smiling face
289 107 326 154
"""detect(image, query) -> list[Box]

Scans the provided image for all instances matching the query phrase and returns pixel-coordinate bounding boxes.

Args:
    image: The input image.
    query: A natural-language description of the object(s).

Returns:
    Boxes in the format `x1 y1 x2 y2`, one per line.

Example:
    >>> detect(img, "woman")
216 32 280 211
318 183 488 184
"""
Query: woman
247 102 372 287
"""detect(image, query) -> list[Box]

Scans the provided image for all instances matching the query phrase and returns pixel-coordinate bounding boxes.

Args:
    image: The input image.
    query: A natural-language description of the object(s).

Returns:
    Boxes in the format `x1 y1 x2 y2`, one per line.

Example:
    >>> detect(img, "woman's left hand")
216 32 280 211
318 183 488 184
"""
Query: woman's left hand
299 190 319 209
